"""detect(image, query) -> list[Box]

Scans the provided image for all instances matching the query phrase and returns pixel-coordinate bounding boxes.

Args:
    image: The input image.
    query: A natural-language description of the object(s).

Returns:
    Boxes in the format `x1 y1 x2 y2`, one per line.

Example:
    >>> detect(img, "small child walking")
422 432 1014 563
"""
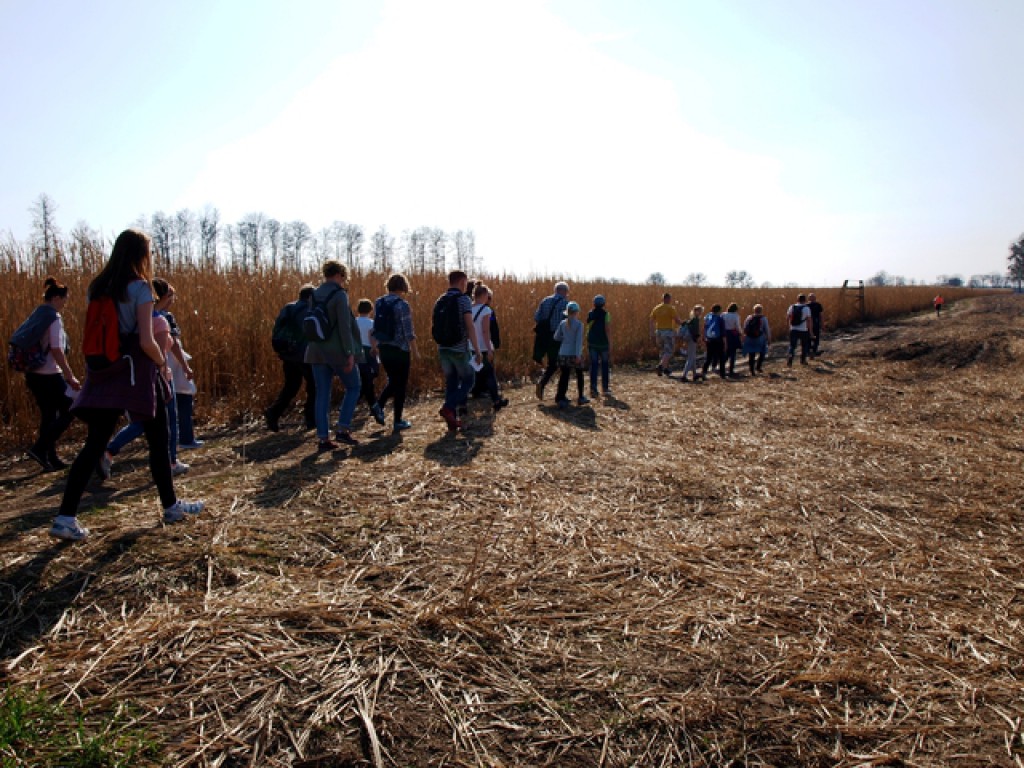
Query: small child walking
554 301 588 408
355 299 380 413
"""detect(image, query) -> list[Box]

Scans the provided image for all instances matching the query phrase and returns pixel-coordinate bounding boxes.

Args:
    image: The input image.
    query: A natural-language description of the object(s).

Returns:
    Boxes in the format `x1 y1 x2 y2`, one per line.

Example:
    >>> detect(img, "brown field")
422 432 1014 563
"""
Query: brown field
1 242 984 448
1 293 1022 766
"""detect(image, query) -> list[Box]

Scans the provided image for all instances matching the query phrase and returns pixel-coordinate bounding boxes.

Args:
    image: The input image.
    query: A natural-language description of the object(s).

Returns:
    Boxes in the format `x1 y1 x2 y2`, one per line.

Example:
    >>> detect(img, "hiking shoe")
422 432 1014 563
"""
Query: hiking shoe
97 451 113 480
393 419 412 432
163 499 204 523
50 516 89 541
577 396 590 405
535 381 544 399
590 389 599 398
493 398 509 412
264 409 280 432
27 448 52 471
178 440 204 450
656 366 664 376
439 406 458 429
370 403 386 426
171 461 190 476
335 430 359 446
47 454 68 470
557 398 570 410
786 356 794 368
317 439 338 452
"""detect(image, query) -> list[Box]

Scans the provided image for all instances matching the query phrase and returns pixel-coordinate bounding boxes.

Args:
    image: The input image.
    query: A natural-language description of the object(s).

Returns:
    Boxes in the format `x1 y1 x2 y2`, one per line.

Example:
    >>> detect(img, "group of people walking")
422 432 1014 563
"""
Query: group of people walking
12 230 836 544
649 292 824 380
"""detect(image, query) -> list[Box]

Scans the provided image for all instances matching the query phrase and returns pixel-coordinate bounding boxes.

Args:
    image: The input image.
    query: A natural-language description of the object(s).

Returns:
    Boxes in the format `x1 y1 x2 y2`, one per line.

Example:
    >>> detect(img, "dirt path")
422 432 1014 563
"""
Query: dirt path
2 294 1023 767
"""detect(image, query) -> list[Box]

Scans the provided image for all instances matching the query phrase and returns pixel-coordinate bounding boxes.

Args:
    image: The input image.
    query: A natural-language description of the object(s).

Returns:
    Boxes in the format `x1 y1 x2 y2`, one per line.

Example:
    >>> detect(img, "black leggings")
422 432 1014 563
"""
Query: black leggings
60 405 176 517
25 372 74 460
376 345 411 422
702 338 726 378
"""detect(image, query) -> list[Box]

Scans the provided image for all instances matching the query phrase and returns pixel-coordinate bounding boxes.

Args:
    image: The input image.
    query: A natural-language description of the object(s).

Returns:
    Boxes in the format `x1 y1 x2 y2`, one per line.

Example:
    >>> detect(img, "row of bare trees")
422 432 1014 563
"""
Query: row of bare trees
25 194 478 275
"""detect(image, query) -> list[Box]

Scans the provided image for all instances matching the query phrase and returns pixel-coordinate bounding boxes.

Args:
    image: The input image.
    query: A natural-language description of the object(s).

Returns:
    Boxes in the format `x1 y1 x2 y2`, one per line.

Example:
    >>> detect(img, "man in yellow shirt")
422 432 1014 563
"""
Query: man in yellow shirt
649 293 684 376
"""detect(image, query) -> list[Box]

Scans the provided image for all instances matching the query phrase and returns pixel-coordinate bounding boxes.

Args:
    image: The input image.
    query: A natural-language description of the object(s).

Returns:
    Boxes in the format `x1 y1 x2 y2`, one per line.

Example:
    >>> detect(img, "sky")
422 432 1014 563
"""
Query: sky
2 0 1022 286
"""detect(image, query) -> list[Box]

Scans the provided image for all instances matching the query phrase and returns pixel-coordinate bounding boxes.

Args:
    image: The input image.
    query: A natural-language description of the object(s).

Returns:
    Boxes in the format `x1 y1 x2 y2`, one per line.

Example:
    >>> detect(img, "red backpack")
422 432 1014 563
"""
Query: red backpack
82 296 121 366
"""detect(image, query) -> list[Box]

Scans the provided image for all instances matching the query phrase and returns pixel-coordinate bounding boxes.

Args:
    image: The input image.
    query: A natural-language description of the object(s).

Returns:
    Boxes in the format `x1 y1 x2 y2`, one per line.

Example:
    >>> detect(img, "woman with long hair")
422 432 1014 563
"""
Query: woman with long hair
49 229 204 541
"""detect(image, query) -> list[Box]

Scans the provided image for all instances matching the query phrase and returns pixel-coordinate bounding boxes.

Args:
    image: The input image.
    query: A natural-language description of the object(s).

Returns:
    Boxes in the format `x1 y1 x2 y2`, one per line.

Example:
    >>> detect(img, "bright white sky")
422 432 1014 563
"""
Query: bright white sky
2 0 1022 286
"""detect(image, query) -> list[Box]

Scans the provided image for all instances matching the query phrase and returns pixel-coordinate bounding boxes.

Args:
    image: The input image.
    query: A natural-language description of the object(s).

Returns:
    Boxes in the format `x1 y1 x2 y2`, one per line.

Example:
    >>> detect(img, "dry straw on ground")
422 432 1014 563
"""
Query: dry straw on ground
1 294 1023 766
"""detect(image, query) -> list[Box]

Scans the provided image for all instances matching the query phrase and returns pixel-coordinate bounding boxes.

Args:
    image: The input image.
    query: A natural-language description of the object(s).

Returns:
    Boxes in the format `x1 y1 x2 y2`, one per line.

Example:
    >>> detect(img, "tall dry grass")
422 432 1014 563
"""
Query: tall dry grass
0 238 989 450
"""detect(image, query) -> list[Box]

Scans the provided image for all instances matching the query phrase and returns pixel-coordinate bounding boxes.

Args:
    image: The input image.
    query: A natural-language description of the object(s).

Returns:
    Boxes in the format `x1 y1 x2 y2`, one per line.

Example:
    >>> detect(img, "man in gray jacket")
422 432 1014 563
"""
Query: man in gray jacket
304 260 364 451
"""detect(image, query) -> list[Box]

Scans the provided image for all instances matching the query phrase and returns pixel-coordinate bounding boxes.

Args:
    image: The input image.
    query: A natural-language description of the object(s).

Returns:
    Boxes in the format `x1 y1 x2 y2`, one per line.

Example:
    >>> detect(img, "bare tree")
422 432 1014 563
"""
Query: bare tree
265 218 282 270
342 223 364 270
725 270 754 289
199 206 219 267
647 272 666 286
1008 233 1024 291
370 225 394 273
403 228 428 273
683 272 707 287
30 193 61 261
174 209 196 264
451 229 476 271
428 227 446 273
283 220 312 270
150 211 173 270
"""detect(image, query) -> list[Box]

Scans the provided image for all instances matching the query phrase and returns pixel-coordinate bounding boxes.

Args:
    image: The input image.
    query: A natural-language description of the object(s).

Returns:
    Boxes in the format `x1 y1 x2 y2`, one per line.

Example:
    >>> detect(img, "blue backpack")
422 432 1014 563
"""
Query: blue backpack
704 312 722 340
7 304 57 372
373 295 398 344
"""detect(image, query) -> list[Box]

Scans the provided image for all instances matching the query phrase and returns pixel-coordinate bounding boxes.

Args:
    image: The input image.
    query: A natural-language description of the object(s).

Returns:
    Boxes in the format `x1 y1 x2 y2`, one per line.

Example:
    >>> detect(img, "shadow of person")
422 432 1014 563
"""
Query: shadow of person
539 403 600 431
0 528 145 660
600 394 630 411
253 457 348 509
232 432 308 463
353 432 404 464
423 433 483 467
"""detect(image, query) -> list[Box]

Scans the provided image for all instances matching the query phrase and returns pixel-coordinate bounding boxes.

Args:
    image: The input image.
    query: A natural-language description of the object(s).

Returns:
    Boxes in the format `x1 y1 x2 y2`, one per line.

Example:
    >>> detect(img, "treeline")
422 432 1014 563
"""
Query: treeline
19 194 479 276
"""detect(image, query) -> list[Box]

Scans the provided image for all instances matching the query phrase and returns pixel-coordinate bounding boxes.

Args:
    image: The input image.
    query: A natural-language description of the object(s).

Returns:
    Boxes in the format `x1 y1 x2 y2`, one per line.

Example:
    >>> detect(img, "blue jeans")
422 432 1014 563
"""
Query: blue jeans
108 385 178 463
589 348 609 393
312 362 361 439
439 349 475 411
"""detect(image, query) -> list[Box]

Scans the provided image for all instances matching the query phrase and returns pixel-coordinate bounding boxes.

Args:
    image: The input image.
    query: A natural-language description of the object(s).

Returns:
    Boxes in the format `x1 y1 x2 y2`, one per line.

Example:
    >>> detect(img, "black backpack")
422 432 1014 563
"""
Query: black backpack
302 284 341 342
431 291 464 347
789 304 805 328
744 315 762 338
373 296 398 344
272 301 309 357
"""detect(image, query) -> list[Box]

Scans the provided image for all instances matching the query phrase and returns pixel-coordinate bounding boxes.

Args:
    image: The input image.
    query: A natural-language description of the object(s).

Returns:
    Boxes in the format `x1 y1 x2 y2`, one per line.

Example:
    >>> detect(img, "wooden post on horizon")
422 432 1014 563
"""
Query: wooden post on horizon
840 279 866 322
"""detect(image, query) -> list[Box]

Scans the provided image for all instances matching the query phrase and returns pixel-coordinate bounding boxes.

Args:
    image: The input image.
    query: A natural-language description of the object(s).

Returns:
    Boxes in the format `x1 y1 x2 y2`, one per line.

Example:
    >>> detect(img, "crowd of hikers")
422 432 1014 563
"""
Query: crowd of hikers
11 228 846 542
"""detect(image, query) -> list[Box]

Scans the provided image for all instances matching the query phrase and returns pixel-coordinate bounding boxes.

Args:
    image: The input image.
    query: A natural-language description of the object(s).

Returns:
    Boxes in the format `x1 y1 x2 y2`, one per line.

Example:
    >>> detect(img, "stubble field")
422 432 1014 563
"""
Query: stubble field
1 294 1023 767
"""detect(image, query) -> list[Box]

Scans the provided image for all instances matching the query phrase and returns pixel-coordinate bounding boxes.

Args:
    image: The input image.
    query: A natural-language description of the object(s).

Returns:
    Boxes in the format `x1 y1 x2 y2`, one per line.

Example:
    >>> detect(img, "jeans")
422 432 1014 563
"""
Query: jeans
266 360 316 427
376 345 411 422
439 349 475 411
680 338 698 380
176 393 195 445
788 330 811 362
312 362 361 439
108 386 178 463
589 348 610 393
25 372 74 461
62 404 176 516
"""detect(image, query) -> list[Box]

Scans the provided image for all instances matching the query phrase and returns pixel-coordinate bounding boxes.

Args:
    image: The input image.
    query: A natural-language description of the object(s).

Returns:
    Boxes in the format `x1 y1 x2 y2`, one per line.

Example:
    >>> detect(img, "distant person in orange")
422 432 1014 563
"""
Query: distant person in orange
933 294 944 317
649 293 684 376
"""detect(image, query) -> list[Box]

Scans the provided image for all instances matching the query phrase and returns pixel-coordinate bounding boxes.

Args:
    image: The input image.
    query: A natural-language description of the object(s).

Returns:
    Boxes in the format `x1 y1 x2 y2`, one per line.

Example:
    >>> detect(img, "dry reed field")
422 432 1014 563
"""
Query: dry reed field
1 293 1022 767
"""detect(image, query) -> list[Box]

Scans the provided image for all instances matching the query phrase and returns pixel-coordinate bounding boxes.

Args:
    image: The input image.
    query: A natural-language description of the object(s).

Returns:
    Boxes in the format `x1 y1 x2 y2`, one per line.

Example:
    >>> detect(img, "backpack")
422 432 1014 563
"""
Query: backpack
744 315 763 338
372 295 398 345
431 291 465 347
82 295 123 368
302 284 341 342
272 300 309 357
7 304 58 372
704 313 722 339
789 304 806 328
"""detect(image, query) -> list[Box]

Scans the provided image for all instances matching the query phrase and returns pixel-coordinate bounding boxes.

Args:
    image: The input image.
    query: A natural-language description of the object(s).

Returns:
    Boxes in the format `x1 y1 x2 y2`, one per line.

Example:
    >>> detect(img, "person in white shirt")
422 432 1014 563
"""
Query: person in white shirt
469 284 509 411
786 294 812 367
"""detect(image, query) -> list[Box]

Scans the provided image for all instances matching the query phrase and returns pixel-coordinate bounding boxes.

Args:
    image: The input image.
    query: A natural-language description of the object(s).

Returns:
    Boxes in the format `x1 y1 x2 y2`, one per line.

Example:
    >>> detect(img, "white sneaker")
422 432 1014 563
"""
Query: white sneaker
178 440 204 450
171 461 190 476
163 499 204 523
49 516 90 541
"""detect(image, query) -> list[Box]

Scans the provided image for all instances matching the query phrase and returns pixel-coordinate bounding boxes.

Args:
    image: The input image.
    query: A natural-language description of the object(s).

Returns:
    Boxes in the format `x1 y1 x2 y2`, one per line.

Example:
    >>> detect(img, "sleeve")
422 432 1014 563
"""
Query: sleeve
47 317 62 351
400 300 415 340
554 320 564 342
333 291 356 354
